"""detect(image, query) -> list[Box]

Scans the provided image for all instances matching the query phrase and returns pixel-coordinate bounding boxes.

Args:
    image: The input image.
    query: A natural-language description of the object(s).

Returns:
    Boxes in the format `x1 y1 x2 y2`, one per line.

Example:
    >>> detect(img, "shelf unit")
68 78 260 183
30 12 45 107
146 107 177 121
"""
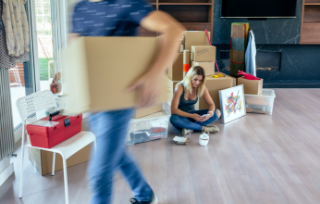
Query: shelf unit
300 0 320 44
137 0 214 39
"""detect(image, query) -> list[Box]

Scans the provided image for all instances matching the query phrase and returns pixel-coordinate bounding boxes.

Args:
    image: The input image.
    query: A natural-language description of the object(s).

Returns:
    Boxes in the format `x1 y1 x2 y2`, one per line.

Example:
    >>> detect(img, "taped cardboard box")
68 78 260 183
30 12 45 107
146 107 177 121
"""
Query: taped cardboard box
191 61 215 76
164 77 199 111
167 53 184 81
134 104 163 119
167 78 180 98
237 77 263 95
63 37 169 114
184 31 211 51
199 73 236 110
164 76 179 106
28 120 91 176
191 45 216 62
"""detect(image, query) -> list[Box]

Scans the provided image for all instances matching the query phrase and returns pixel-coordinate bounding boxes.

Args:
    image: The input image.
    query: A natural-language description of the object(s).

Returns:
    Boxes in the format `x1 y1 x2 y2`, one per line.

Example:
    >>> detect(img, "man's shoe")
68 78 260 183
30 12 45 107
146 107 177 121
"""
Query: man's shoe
130 192 158 204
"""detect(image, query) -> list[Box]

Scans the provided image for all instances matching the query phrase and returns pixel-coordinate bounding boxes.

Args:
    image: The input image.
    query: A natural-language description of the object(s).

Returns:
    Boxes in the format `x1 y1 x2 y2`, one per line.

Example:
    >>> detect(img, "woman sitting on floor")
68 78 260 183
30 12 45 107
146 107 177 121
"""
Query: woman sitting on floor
170 66 221 135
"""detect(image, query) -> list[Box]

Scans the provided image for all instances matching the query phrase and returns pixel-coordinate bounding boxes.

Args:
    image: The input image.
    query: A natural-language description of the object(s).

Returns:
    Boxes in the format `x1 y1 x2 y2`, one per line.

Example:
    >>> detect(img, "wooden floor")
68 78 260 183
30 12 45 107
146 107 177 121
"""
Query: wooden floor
1 89 320 204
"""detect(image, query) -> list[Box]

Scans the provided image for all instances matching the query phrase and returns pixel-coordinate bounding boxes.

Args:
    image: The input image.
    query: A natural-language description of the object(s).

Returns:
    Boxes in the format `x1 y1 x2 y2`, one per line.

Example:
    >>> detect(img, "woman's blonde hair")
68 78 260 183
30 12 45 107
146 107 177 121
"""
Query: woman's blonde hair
179 66 206 98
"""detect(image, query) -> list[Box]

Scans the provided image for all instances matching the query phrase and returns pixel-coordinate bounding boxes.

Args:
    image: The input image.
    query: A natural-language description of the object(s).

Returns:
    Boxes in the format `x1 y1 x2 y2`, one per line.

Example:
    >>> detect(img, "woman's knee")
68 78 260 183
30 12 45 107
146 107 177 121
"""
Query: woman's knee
215 109 221 118
170 114 181 125
170 114 187 128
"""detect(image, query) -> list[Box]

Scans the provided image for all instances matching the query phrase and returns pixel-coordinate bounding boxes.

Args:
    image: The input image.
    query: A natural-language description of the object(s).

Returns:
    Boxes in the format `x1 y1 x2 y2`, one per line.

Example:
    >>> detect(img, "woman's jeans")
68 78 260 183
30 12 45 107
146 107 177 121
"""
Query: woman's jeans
170 109 219 131
88 109 153 204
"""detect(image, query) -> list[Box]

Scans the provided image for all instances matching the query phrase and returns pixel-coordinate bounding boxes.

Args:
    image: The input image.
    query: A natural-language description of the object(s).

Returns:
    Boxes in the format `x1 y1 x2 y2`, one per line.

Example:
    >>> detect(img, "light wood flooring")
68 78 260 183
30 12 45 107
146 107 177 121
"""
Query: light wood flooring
1 89 320 204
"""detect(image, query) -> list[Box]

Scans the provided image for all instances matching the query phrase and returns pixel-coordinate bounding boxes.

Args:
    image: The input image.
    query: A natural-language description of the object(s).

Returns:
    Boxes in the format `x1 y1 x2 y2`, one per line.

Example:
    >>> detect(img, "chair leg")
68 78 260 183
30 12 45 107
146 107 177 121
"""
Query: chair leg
19 125 25 198
62 157 69 204
52 152 56 176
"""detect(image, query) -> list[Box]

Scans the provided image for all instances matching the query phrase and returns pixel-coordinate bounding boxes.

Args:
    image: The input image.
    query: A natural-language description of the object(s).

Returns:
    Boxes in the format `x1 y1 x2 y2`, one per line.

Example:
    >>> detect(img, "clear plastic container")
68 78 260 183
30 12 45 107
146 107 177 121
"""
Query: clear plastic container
126 115 170 145
244 89 276 115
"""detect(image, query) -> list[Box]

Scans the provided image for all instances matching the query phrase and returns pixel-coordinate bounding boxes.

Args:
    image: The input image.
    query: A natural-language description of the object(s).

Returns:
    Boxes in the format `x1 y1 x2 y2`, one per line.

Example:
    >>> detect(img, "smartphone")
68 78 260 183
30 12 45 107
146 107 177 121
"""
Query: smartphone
202 114 209 117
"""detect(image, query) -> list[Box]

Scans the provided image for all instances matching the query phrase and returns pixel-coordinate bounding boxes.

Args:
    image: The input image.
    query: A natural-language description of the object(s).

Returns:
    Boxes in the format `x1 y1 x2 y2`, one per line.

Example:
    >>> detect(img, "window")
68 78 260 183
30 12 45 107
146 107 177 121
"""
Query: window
9 64 26 128
35 0 54 91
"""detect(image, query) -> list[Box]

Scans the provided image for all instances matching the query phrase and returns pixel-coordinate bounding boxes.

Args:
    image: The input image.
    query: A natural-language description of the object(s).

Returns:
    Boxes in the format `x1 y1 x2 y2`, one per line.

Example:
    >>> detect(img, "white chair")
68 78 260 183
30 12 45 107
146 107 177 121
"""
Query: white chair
16 90 96 204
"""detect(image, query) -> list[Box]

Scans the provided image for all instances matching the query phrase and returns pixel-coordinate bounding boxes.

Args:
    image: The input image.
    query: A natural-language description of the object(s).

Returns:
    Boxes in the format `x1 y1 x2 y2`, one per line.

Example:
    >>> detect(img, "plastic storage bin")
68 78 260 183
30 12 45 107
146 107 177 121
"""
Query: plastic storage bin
126 115 170 145
244 89 276 115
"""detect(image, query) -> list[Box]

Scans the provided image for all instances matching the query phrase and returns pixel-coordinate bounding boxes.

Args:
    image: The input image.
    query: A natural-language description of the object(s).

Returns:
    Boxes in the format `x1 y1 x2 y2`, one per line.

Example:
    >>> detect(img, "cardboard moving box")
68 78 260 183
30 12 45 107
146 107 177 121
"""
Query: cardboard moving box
184 31 211 51
134 104 163 119
191 45 216 62
237 77 263 95
28 120 91 176
164 76 179 106
199 73 236 110
192 61 215 76
167 53 184 81
63 37 169 114
28 144 91 176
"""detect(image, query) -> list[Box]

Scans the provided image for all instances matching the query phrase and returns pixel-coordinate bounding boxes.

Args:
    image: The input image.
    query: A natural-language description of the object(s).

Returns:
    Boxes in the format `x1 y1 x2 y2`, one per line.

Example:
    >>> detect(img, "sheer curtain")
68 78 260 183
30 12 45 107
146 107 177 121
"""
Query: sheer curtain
50 0 68 95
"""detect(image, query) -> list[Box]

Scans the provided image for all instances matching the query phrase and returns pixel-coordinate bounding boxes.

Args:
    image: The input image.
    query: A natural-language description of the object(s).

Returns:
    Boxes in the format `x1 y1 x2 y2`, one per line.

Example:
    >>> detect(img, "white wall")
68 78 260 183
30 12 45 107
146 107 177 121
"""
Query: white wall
0 158 14 187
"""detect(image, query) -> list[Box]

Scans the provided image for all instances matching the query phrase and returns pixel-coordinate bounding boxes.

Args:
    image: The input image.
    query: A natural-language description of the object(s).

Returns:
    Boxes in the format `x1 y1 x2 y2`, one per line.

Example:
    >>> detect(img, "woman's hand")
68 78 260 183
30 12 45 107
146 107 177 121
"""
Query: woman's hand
201 113 212 122
192 113 203 122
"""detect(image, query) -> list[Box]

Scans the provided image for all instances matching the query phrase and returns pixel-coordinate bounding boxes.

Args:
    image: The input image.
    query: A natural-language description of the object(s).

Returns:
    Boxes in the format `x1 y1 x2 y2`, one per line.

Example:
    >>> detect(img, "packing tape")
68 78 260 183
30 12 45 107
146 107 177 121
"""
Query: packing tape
183 64 189 72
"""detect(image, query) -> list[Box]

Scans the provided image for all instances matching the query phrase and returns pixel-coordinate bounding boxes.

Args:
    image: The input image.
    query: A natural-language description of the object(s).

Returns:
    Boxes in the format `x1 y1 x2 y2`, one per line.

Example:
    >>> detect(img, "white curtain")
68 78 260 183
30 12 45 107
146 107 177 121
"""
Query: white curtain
50 0 68 76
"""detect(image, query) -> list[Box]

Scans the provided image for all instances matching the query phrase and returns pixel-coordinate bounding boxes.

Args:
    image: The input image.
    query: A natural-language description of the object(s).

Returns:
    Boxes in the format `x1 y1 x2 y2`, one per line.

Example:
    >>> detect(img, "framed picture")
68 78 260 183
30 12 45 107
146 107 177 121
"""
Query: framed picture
219 85 246 124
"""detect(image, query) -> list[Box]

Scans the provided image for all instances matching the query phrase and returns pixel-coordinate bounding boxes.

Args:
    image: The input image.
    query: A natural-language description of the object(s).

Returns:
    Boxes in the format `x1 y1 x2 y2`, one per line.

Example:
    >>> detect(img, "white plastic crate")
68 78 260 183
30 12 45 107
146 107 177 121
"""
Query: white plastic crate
244 89 276 115
126 113 170 145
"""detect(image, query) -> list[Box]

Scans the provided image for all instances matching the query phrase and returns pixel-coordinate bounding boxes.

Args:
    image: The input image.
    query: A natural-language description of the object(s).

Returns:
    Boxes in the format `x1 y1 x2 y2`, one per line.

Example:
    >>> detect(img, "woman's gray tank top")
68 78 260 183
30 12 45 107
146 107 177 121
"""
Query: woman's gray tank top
177 84 198 113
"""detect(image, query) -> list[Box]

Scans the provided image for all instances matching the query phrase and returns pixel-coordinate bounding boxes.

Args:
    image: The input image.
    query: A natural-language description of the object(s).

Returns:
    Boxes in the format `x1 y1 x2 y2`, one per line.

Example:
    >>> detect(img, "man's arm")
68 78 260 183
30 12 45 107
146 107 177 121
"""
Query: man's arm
128 11 186 107
140 11 185 75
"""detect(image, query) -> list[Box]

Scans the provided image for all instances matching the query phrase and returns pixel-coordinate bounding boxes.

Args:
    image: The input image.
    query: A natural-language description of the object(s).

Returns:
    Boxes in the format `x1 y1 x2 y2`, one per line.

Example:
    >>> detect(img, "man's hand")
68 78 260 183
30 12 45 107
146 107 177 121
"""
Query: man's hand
127 71 161 108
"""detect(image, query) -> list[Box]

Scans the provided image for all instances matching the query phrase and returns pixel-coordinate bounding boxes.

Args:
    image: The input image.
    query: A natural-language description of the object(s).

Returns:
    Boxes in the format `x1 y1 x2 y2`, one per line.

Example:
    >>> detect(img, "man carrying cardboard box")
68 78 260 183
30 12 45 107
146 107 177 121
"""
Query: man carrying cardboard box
69 1 185 204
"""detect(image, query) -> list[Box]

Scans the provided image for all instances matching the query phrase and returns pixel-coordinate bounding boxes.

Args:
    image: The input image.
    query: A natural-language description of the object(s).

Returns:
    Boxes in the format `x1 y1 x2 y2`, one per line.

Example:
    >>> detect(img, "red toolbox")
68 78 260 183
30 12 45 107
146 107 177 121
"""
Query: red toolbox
26 111 83 148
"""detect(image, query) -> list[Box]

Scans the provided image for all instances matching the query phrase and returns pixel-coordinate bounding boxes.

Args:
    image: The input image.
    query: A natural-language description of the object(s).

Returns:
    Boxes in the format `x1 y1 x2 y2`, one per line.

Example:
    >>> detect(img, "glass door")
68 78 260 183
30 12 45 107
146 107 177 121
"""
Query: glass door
35 0 54 91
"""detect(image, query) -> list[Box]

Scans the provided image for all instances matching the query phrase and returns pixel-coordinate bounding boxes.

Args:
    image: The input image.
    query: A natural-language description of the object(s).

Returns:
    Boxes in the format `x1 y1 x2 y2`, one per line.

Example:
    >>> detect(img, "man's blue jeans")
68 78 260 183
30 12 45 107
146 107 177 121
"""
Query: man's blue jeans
88 109 153 204
170 109 219 131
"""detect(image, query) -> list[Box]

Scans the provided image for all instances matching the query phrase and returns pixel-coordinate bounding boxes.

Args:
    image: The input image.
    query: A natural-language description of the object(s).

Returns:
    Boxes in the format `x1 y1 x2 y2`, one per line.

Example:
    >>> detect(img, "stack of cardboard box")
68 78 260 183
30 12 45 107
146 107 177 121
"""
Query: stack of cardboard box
164 31 236 112
191 45 216 76
237 77 263 95
236 76 275 115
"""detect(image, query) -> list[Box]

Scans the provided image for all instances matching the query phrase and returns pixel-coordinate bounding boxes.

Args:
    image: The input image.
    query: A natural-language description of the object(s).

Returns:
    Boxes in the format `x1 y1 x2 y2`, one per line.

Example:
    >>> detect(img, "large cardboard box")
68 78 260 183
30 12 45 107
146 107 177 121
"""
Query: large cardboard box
63 37 169 114
191 61 215 76
167 78 180 97
199 73 236 110
134 104 163 119
28 120 91 176
164 76 179 106
237 77 263 95
191 45 216 62
167 53 184 81
184 31 211 51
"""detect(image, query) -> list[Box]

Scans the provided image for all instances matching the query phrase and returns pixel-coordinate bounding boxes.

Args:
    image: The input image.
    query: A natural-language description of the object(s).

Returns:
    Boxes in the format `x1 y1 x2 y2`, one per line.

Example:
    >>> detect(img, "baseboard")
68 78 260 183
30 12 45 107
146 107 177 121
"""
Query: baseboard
0 158 14 187
14 124 23 144
264 80 320 88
